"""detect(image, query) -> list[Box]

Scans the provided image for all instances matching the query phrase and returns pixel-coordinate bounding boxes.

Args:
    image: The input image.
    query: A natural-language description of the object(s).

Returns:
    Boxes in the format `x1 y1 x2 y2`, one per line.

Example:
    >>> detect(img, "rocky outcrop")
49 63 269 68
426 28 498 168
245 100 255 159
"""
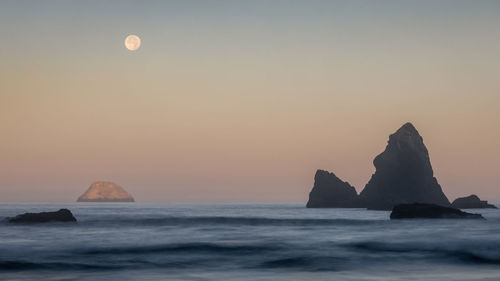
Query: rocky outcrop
306 170 360 208
451 195 497 209
390 203 484 219
77 181 134 202
359 123 450 210
8 209 77 223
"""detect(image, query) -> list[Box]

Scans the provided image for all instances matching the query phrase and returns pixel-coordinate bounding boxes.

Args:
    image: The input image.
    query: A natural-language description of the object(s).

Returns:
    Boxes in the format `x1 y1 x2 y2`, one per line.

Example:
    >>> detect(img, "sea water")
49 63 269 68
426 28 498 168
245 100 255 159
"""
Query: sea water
1 203 499 281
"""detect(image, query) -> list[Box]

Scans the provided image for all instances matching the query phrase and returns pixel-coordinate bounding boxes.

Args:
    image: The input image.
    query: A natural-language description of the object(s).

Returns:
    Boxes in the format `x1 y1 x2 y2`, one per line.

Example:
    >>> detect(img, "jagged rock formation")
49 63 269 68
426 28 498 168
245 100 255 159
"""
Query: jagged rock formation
305 123 460 210
451 195 497 209
358 123 450 210
306 170 360 208
390 203 484 219
77 181 134 202
8 209 77 223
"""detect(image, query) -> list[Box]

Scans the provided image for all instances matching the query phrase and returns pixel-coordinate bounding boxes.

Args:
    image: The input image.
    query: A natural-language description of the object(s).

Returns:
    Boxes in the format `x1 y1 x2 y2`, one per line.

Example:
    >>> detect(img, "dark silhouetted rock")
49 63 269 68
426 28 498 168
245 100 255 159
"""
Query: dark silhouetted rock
451 195 497 209
390 203 484 219
77 181 134 202
306 169 360 208
8 209 77 223
359 123 450 210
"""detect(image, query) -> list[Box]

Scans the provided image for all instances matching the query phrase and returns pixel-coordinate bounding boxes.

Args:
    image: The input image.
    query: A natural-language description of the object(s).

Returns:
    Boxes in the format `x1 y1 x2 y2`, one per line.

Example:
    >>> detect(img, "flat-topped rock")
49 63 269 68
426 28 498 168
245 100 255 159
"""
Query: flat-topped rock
8 209 77 223
77 181 134 202
306 170 360 208
451 195 497 209
390 203 484 219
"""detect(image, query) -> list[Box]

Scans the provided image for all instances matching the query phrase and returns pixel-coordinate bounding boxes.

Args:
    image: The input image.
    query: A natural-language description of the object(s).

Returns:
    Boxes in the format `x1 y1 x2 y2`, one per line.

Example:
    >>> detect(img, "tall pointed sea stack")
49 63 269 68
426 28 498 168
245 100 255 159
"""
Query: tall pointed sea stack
307 170 360 208
359 123 450 210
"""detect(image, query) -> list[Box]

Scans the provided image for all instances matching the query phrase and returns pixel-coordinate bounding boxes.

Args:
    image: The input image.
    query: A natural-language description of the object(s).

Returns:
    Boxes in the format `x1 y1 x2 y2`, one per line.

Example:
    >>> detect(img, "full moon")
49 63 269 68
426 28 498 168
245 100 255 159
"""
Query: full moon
124 35 141 51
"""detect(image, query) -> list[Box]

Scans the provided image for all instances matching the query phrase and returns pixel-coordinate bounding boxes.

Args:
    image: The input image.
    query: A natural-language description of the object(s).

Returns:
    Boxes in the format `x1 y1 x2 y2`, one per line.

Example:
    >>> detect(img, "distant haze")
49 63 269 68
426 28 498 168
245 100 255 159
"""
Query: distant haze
1 1 499 202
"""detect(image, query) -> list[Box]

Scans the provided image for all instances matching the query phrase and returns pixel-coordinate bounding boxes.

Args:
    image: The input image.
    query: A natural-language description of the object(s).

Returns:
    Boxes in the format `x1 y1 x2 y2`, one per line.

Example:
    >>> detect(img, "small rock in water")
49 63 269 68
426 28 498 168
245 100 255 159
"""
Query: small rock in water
8 209 77 223
306 169 360 208
390 203 484 219
451 195 497 209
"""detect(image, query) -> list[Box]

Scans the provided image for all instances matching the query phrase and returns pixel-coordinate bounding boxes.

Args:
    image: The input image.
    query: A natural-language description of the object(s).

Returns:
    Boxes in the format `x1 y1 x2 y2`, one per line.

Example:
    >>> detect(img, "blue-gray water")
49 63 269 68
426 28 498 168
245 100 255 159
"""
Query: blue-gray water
1 203 500 281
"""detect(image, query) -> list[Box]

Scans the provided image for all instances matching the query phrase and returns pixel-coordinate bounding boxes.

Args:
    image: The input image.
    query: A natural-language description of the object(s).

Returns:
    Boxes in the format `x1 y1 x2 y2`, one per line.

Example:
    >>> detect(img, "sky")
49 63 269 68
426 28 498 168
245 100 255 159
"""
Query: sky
1 0 499 202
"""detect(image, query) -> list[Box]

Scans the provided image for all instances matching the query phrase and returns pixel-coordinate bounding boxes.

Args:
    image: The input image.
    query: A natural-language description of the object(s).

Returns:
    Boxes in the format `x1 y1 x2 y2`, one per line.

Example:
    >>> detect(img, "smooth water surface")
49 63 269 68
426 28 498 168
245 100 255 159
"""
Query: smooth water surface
1 203 499 280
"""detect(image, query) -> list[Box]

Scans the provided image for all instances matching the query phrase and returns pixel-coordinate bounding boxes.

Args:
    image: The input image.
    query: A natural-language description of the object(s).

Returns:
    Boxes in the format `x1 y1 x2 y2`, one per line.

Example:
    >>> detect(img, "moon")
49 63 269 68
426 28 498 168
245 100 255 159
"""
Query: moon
124 35 141 51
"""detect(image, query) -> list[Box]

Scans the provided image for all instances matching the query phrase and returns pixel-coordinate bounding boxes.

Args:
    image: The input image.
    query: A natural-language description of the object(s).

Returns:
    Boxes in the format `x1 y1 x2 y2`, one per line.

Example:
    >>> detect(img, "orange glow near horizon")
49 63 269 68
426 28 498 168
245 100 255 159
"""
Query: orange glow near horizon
1 1 499 202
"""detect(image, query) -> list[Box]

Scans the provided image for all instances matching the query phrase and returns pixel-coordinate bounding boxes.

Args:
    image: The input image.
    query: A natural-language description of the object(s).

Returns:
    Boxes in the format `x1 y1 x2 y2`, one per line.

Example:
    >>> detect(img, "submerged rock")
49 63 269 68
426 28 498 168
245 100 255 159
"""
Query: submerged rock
451 195 497 209
306 169 360 208
359 123 450 210
390 203 484 219
77 181 134 202
8 209 77 223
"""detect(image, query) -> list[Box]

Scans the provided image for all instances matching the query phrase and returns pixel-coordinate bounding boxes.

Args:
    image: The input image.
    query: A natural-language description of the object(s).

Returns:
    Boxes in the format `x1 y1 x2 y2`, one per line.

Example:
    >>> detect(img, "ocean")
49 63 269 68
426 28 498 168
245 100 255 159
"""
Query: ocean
1 203 500 281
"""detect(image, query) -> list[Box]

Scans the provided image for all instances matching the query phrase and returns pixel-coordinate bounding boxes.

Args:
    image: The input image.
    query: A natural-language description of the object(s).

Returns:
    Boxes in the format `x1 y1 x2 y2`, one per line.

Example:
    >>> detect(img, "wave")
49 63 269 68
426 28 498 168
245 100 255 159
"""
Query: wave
3 240 500 273
0 260 124 271
258 256 346 271
346 241 500 264
81 242 277 255
0 242 279 272
80 216 384 227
